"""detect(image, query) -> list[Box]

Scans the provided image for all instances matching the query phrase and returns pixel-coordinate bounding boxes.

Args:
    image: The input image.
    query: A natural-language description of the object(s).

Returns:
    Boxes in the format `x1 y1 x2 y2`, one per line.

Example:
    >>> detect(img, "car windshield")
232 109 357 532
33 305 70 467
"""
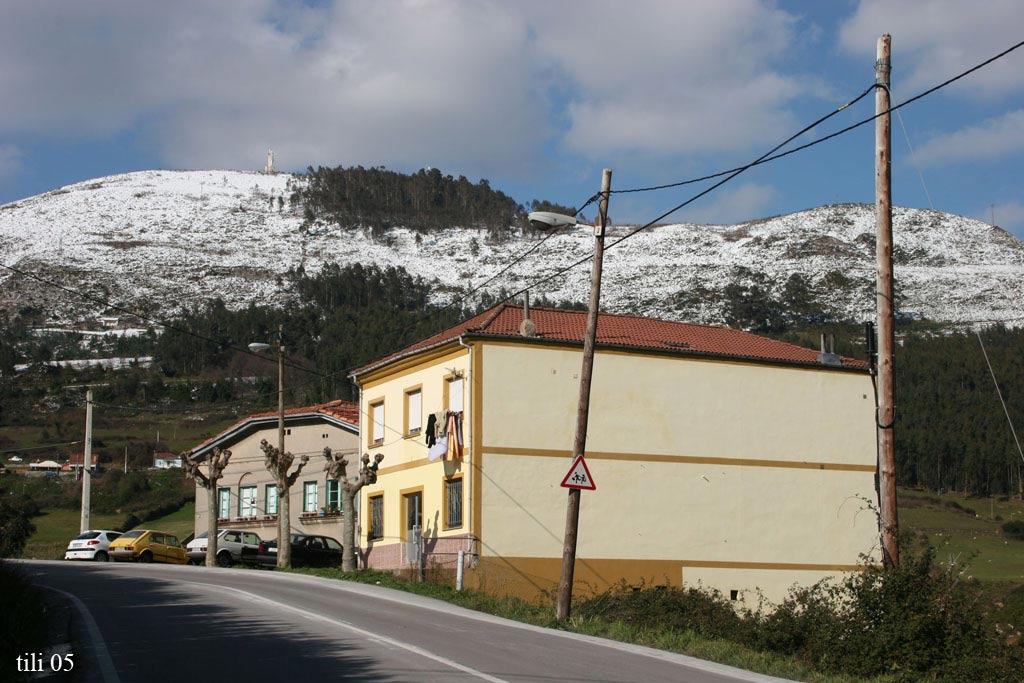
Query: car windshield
74 531 101 540
194 532 208 540
120 530 145 539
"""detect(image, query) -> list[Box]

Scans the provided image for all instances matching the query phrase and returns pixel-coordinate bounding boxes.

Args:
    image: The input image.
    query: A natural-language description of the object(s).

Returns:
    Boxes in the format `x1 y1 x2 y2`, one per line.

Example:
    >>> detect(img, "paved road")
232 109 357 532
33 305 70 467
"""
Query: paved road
18 560 795 683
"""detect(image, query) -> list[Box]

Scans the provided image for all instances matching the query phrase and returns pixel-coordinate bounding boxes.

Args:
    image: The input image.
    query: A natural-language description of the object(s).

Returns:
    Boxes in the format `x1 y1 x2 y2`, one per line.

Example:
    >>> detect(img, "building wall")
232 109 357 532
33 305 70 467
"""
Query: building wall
193 420 359 543
358 347 475 569
471 341 878 603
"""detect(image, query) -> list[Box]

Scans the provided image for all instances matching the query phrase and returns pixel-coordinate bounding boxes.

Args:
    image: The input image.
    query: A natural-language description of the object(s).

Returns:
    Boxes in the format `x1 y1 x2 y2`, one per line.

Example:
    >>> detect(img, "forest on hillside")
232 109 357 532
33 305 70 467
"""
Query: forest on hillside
1 261 1022 497
296 165 575 239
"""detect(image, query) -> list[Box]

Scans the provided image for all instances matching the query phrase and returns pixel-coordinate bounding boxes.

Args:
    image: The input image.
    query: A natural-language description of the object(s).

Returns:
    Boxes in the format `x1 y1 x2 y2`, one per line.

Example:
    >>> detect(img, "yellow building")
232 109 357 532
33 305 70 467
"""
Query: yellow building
350 304 879 604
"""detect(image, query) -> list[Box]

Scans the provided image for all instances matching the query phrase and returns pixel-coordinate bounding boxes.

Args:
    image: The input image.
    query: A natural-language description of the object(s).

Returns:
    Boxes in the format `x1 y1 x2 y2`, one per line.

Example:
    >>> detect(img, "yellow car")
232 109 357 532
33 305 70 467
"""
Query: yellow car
108 529 188 564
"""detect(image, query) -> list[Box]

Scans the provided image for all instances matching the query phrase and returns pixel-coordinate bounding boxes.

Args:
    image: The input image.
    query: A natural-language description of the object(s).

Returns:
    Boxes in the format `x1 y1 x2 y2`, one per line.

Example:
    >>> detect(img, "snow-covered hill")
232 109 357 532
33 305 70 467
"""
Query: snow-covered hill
1 169 1022 327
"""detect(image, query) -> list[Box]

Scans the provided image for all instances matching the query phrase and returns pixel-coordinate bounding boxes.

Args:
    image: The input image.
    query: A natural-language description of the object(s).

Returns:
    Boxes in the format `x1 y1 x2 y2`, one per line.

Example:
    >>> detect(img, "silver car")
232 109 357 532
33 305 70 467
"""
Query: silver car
64 530 122 562
186 529 262 567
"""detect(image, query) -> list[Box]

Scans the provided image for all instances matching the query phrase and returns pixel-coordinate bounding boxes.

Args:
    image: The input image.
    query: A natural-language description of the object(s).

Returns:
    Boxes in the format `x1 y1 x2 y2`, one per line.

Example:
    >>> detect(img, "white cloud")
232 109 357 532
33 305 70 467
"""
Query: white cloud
0 145 22 185
839 0 1024 96
980 200 1024 238
677 183 778 225
524 0 808 156
914 110 1024 167
0 1 818 181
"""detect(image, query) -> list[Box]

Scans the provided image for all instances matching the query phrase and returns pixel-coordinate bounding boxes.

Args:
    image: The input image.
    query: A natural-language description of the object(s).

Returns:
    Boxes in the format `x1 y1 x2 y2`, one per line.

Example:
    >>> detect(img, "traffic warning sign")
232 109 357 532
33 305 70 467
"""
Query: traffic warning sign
560 455 596 490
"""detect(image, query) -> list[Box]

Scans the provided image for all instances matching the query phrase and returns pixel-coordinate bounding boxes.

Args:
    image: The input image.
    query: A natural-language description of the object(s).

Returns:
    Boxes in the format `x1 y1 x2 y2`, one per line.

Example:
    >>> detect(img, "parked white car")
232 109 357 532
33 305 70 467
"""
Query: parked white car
186 529 262 567
64 530 123 562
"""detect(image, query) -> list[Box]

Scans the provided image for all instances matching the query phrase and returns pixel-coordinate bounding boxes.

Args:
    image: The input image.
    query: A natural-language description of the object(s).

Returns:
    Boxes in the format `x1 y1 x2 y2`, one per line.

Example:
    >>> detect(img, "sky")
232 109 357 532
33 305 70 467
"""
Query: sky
2 0 1024 237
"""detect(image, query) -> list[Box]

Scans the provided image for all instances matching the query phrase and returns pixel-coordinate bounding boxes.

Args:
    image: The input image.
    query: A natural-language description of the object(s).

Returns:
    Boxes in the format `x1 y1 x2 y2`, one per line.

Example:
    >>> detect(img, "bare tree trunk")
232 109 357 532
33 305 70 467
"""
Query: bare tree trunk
342 486 358 571
206 483 218 567
278 476 291 568
323 447 383 573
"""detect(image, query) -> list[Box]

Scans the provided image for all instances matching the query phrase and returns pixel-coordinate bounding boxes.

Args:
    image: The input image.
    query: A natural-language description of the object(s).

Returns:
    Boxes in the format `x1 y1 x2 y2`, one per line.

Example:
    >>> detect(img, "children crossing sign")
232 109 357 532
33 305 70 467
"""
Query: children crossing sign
560 455 596 490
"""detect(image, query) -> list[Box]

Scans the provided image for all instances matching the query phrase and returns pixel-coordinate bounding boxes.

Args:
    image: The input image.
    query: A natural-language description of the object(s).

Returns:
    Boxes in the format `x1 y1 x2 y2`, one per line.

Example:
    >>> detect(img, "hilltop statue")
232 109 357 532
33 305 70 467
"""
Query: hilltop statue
264 149 275 174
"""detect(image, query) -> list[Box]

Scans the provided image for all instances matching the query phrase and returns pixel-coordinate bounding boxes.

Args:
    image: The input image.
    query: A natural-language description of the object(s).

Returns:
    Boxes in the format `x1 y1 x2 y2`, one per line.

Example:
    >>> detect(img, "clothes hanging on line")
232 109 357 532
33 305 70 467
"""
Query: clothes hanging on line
445 411 463 460
428 434 448 461
425 413 437 447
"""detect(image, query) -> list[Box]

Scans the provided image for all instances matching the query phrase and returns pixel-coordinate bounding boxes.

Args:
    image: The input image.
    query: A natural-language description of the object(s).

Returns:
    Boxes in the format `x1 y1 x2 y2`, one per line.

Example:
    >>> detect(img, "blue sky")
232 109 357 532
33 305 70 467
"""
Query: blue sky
2 0 1024 237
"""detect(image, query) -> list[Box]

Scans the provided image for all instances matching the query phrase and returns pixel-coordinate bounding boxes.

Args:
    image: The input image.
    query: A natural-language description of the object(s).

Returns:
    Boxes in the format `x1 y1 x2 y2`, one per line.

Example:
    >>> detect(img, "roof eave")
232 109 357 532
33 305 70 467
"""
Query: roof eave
461 332 870 373
190 411 358 460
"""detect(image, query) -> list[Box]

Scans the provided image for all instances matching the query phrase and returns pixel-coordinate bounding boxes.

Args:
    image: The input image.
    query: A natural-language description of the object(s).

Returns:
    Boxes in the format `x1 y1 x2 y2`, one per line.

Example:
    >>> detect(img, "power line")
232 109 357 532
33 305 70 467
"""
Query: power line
976 331 1024 467
611 38 1024 197
0 441 82 454
491 38 1024 305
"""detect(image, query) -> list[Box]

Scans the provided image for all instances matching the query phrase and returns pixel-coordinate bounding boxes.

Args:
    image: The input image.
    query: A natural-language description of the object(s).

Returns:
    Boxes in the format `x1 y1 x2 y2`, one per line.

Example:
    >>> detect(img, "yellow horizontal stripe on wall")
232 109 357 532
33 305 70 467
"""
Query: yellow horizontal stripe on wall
481 445 875 473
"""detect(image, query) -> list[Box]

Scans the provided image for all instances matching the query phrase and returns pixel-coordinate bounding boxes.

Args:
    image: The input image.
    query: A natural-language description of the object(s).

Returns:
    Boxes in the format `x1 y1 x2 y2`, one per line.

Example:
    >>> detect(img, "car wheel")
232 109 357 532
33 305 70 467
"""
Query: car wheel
217 551 232 568
94 551 109 562
139 551 153 564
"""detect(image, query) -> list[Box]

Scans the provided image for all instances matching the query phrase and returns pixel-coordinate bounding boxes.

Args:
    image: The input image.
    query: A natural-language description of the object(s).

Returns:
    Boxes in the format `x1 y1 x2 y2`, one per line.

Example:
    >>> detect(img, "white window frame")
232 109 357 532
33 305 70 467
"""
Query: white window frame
217 487 230 519
405 387 422 436
303 481 318 513
447 376 464 412
370 400 385 446
265 484 278 515
239 485 257 517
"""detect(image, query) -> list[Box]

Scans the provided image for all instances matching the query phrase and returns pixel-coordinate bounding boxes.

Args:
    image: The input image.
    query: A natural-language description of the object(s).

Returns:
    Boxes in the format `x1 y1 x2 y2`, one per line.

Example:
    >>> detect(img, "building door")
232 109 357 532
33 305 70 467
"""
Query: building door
404 491 422 540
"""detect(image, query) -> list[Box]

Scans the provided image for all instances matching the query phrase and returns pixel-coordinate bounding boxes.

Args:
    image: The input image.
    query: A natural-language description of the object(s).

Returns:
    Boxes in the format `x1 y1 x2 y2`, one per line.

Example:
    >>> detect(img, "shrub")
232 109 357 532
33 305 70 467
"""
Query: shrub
1002 520 1024 540
0 499 35 558
576 581 753 642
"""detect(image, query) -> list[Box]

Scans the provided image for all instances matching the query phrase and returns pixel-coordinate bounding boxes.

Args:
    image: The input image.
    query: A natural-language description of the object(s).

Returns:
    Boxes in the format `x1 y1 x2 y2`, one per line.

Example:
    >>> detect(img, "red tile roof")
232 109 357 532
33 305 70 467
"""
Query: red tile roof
67 453 99 466
351 303 866 377
247 399 360 425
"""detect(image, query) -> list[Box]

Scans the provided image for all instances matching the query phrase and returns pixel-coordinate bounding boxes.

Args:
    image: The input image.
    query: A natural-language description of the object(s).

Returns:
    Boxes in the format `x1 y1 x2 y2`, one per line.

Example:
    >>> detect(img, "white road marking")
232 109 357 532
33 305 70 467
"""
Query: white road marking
185 581 510 683
41 586 122 683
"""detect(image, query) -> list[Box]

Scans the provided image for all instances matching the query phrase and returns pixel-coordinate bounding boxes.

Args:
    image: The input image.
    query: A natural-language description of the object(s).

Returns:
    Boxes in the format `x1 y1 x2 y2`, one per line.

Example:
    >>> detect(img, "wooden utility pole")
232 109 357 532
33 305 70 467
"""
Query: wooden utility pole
556 168 611 620
79 389 93 533
875 33 899 568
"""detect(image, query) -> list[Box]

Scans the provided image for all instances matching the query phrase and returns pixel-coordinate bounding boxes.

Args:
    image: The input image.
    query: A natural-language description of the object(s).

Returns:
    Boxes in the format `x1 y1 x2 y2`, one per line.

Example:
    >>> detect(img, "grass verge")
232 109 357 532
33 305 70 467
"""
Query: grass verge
281 567 897 683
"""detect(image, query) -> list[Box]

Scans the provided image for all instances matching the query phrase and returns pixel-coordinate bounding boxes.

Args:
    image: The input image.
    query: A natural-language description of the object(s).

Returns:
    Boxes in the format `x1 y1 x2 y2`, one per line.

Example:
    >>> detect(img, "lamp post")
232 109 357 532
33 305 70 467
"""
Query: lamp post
248 324 285 462
530 167 612 621
249 324 289 561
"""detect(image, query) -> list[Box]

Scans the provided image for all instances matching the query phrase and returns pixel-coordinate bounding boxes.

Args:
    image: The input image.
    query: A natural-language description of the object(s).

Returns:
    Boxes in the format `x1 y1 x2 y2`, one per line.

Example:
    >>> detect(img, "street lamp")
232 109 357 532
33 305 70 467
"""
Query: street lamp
527 211 577 231
532 169 612 621
248 324 285 462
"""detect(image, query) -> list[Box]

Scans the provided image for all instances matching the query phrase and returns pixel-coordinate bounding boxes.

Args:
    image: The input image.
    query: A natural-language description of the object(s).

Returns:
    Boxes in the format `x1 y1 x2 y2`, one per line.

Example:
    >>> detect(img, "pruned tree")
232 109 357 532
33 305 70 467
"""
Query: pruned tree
260 439 310 568
323 447 384 571
182 447 232 568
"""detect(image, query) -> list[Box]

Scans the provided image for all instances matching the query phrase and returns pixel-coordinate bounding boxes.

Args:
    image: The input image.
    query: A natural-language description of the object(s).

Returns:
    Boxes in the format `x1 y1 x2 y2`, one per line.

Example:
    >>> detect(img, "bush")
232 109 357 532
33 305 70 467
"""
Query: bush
577 581 753 642
577 543 1024 682
0 499 35 558
1002 520 1024 540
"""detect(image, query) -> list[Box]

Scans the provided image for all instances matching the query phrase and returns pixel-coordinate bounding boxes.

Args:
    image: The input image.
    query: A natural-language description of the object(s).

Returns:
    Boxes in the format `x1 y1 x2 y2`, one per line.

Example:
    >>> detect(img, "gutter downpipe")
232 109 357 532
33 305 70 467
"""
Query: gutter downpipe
458 335 478 566
351 375 365 569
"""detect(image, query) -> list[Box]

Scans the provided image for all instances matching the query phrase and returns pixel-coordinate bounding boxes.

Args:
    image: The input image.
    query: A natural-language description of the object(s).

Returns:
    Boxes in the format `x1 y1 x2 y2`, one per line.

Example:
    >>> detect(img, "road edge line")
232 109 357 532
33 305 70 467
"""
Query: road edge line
40 585 121 683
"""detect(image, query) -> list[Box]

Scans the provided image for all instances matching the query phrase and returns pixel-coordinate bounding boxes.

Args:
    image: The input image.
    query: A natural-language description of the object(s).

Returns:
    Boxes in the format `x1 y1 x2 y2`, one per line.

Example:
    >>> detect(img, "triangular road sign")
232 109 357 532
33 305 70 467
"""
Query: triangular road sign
560 455 596 490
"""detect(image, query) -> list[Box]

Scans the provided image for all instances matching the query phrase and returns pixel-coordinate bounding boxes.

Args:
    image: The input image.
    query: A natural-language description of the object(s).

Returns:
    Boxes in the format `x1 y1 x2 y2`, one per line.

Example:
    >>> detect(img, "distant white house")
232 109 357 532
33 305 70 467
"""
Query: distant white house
30 460 61 471
154 452 182 469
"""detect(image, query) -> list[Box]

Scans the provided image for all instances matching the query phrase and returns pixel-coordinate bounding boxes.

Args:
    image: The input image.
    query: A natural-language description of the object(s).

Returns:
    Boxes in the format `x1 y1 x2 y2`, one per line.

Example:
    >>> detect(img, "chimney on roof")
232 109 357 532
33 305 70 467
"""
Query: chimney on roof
519 292 536 337
817 333 842 366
